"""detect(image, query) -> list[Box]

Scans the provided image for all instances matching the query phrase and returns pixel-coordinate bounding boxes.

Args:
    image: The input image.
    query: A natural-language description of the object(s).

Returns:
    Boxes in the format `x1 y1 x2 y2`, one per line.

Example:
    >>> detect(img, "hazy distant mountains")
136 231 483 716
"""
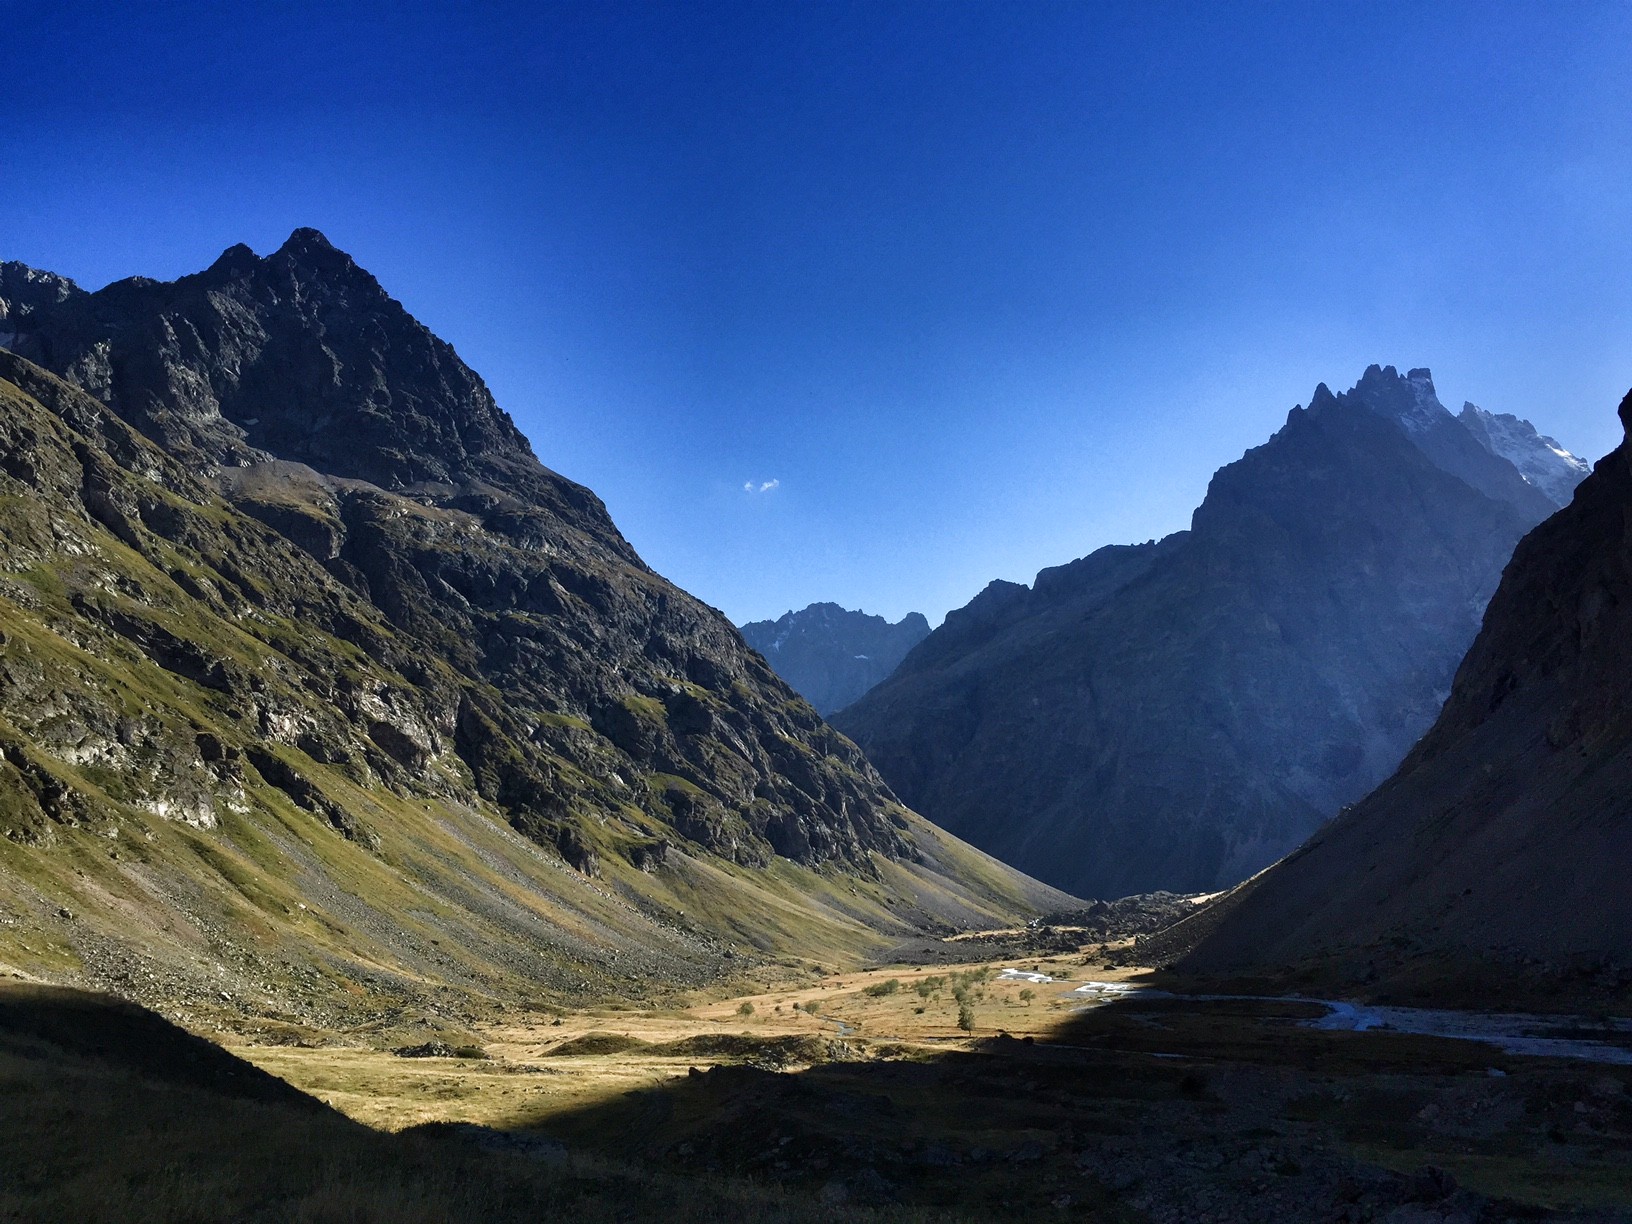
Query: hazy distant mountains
836 366 1589 899
739 604 930 715
1184 386 1632 1003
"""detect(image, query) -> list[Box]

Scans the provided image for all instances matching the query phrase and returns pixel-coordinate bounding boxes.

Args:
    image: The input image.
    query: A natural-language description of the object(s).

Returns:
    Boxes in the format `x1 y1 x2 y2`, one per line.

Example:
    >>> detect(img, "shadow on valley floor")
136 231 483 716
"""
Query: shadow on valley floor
0 983 954 1224
5 980 1632 1223
494 985 1632 1223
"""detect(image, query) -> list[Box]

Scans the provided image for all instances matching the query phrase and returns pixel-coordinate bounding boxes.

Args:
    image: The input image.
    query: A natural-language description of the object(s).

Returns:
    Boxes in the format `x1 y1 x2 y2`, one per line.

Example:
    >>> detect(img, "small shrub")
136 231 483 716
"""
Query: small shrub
862 979 901 998
957 1001 975 1032
1019 988 1035 1004
737 1001 755 1017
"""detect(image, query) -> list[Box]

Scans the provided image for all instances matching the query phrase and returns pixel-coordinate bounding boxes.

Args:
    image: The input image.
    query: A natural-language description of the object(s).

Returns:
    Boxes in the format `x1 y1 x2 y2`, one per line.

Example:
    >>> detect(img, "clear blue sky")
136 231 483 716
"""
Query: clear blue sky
6 1 1630 624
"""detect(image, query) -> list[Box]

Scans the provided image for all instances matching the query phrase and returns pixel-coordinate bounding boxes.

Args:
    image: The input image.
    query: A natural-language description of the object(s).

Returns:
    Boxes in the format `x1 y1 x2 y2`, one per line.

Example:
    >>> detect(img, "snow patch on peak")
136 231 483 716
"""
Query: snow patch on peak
1457 402 1590 509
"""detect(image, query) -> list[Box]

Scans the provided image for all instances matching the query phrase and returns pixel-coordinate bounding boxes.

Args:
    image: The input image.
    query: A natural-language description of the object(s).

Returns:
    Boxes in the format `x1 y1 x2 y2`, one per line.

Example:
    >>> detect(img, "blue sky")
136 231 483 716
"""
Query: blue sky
5 1 1631 624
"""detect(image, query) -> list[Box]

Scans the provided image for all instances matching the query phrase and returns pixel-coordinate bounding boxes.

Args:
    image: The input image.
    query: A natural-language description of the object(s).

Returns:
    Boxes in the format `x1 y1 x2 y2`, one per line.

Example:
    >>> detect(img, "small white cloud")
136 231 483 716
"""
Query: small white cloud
744 478 780 494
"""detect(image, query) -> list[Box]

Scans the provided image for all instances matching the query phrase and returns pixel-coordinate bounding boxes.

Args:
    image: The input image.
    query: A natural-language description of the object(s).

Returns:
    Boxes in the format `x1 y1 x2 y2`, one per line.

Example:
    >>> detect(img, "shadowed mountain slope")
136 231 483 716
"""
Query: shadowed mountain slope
837 367 1575 898
1179 387 1632 1001
0 235 1067 1027
739 603 930 715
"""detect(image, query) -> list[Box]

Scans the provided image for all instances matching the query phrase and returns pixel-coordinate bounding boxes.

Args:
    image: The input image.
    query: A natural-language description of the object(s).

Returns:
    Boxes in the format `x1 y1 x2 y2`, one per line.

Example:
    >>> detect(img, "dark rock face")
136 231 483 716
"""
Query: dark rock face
1181 388 1632 996
0 263 81 339
0 232 933 875
836 367 1566 898
739 604 930 715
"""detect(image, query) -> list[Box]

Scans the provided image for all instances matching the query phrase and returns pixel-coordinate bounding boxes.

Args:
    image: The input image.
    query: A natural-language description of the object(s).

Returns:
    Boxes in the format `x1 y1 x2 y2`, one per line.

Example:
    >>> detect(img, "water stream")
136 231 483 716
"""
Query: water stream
1064 982 1632 1065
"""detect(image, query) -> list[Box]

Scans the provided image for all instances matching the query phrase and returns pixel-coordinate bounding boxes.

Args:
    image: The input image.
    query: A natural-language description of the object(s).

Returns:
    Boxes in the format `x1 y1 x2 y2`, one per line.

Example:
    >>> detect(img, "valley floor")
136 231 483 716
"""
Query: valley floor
5 934 1632 1222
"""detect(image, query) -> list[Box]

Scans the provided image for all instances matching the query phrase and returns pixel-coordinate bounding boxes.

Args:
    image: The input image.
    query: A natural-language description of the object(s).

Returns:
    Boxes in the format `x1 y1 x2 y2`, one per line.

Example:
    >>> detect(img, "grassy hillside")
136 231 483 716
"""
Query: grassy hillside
0 355 1066 1031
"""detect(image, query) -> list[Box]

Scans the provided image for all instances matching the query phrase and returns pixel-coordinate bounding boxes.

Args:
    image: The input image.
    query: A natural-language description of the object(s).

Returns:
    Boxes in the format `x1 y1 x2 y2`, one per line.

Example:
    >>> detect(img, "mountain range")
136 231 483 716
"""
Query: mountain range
0 232 1065 1027
835 366 1588 899
738 603 930 715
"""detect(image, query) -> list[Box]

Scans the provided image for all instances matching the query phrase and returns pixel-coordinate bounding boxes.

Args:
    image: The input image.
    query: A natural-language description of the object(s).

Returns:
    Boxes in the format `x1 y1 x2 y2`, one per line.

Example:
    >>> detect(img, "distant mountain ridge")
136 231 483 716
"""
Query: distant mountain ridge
739 603 930 715
836 365 1587 899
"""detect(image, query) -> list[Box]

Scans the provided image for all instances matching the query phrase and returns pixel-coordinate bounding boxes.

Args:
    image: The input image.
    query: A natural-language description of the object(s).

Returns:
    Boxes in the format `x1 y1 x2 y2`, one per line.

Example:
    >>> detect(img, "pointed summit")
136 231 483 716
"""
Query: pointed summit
204 243 259 279
3 233 546 503
279 226 335 253
273 227 356 275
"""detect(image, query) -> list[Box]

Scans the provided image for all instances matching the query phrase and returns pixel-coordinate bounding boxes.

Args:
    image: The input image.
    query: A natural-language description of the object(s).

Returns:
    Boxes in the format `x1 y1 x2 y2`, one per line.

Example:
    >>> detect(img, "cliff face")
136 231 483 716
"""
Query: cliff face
1180 388 1632 1001
837 367 1566 898
0 234 1067 1024
739 603 930 716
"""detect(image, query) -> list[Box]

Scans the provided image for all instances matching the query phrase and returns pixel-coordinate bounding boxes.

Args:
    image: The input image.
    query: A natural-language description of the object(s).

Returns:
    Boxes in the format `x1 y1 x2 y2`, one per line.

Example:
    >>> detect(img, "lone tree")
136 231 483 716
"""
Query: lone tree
957 1000 975 1032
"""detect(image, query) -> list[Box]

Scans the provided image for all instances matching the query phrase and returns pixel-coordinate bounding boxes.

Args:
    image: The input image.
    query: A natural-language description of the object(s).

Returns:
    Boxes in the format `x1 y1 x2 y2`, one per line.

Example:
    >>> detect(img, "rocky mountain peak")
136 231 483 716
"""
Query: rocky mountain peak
739 602 932 716
202 242 261 279
1456 400 1590 509
1347 363 1445 435
1314 365 1558 519
5 232 592 530
1304 382 1338 411
281 225 337 253
0 262 83 329
271 226 363 276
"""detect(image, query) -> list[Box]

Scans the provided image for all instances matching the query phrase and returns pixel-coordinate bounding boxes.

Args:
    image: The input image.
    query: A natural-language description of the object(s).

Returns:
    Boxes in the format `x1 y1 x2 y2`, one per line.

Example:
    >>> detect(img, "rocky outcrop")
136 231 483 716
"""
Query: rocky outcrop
1180 387 1632 1000
739 603 930 715
836 367 1570 898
